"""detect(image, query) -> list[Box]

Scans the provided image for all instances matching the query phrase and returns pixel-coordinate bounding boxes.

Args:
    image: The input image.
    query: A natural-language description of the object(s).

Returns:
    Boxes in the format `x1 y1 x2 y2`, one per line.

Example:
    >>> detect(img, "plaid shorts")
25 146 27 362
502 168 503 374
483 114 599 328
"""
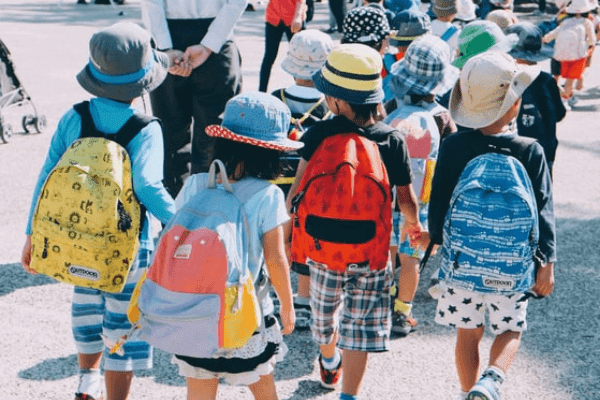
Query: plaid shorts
308 259 393 352
434 284 529 335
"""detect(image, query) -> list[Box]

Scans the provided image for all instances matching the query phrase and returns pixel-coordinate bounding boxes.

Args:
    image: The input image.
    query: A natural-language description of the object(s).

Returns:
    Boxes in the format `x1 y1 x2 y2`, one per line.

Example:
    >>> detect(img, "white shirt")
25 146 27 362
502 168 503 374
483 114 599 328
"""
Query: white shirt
430 20 460 61
142 0 248 53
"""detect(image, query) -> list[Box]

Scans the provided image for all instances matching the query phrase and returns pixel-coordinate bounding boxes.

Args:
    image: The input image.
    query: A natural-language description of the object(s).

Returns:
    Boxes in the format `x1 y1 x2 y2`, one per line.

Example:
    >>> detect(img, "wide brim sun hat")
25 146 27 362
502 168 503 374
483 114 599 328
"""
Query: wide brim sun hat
280 29 334 80
342 6 391 46
567 0 595 13
312 43 384 105
76 22 169 102
389 9 431 47
506 22 554 63
205 91 304 152
449 51 540 129
452 20 519 69
455 0 477 21
390 35 460 98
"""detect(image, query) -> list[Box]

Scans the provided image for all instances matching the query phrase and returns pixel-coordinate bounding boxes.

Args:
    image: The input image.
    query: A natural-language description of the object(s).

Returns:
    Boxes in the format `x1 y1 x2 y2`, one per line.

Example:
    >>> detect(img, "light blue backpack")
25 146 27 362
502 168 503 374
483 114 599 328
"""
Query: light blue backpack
439 152 539 294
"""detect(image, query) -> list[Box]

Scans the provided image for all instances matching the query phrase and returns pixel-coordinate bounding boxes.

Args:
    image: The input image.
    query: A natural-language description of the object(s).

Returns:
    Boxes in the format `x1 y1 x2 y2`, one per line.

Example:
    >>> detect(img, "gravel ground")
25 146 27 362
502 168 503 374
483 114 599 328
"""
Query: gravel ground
1 1 599 399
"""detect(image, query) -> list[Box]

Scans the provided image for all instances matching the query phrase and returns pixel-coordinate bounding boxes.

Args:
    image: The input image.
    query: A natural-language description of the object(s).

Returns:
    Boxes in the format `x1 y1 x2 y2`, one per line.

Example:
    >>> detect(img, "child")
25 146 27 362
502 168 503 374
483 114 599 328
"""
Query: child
270 29 333 329
384 34 459 336
543 0 595 106
430 0 461 60
485 9 518 32
428 51 556 400
454 0 477 26
341 5 391 53
258 0 306 92
20 23 176 400
172 91 299 399
383 9 431 103
287 43 426 399
506 22 567 176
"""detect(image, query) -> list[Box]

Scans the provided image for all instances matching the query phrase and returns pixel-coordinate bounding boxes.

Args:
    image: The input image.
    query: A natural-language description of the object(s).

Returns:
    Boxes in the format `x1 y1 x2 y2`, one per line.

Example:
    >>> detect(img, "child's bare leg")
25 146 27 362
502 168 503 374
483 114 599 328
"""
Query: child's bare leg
297 274 310 298
248 373 279 400
78 352 102 369
397 254 419 305
341 349 368 396
488 330 522 373
564 78 575 99
186 377 219 400
456 326 485 392
104 370 133 400
319 331 339 359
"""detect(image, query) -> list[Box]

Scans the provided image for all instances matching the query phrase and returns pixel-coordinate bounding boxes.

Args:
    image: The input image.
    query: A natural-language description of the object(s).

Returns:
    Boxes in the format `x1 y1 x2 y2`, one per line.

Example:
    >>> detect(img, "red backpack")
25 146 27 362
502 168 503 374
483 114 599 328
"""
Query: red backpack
290 133 392 272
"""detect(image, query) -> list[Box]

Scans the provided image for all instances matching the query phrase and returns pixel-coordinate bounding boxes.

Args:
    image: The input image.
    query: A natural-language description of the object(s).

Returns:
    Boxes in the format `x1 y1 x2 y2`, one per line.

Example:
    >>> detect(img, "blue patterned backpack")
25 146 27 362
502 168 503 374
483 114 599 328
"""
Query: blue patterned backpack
439 150 539 294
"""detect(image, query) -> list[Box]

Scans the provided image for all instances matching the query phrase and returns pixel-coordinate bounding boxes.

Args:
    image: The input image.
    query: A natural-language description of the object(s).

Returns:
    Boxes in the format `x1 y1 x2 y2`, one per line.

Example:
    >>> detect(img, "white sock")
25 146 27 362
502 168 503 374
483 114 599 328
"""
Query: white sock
321 350 341 369
77 368 103 399
483 366 506 385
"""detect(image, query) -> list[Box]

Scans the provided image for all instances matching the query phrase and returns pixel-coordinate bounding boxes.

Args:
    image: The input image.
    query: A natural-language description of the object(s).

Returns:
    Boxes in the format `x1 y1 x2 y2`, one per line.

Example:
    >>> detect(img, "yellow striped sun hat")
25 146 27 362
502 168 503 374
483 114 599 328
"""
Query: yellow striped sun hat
312 43 384 105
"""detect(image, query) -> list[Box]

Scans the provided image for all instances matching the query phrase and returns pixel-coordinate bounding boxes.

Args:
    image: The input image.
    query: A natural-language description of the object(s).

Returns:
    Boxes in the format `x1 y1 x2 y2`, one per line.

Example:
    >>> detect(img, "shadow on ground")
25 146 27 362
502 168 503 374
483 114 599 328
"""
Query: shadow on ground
0 263 57 296
0 2 139 26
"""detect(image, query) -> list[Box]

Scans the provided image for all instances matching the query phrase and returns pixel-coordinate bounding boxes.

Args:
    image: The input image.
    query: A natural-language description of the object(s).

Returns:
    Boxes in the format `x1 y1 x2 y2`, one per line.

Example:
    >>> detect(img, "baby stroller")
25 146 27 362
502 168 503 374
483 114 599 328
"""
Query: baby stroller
0 38 46 143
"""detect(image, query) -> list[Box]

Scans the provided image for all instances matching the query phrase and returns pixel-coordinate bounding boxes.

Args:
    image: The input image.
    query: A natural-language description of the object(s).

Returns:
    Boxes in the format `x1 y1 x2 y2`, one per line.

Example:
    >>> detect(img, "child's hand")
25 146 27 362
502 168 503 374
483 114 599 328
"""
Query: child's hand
21 235 37 275
279 303 296 335
291 17 303 34
164 49 192 77
532 262 555 297
400 221 424 247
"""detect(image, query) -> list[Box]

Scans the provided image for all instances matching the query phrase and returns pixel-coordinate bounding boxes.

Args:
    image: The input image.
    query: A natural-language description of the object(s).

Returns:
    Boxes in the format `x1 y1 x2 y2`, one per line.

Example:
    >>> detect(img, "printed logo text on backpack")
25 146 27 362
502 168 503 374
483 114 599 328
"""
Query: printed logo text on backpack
439 151 539 294
30 101 148 293
124 160 267 358
291 133 392 272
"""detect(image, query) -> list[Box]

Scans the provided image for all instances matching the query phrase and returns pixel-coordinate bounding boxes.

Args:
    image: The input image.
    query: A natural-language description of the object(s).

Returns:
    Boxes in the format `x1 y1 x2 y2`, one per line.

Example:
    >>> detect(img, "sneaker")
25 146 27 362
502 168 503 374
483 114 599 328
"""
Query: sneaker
467 376 500 400
75 394 103 400
294 301 312 329
567 95 579 107
318 355 342 389
391 311 417 336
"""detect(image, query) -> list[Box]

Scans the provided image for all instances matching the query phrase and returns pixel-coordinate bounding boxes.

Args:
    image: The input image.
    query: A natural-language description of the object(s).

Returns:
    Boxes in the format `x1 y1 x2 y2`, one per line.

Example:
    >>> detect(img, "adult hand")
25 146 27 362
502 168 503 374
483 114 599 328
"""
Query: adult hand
532 262 555 297
182 44 213 70
21 235 37 275
165 49 192 77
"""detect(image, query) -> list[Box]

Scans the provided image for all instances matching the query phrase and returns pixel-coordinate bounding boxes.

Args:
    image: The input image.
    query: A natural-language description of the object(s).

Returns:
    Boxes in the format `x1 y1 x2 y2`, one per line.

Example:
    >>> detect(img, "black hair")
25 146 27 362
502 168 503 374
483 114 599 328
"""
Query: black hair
340 38 384 52
213 138 284 181
348 102 386 123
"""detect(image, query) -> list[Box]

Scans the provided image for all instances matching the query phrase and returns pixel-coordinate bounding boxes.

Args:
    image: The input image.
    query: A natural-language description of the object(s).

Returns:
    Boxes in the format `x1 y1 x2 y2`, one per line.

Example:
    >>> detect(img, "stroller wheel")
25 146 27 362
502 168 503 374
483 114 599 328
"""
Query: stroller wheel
0 123 13 143
34 115 46 133
22 114 35 133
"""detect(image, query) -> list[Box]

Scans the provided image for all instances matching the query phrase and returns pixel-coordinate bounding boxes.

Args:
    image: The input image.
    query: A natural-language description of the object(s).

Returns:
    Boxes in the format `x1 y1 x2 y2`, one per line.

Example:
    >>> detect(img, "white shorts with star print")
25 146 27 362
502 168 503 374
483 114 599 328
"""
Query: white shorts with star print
434 285 529 335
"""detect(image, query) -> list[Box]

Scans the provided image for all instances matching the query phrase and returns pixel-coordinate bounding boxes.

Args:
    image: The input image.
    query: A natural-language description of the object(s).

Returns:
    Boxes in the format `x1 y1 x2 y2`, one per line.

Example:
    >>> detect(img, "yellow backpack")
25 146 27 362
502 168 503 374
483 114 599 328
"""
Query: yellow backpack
30 101 154 293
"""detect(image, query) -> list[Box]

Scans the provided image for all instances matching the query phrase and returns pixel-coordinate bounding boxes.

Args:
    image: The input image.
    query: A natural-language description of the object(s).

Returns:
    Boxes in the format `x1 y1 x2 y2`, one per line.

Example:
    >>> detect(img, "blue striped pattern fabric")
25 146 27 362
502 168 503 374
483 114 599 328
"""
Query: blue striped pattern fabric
72 249 152 371
439 153 539 294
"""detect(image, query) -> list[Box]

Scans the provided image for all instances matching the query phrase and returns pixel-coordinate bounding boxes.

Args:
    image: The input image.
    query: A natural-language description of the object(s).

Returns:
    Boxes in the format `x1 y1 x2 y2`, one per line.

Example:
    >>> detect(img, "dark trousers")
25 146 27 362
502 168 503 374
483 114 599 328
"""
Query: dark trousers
329 0 345 31
259 22 294 92
150 19 242 197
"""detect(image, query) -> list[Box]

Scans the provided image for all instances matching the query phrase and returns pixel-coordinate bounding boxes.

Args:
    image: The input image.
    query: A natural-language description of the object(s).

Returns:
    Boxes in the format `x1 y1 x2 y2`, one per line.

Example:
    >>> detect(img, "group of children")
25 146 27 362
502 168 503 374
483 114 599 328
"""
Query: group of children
20 0 578 397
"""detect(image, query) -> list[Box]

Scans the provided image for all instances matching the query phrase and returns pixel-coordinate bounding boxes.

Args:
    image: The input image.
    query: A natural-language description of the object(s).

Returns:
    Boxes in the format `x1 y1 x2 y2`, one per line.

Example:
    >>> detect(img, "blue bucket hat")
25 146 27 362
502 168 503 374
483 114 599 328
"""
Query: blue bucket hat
506 22 554 63
389 9 431 47
205 92 304 152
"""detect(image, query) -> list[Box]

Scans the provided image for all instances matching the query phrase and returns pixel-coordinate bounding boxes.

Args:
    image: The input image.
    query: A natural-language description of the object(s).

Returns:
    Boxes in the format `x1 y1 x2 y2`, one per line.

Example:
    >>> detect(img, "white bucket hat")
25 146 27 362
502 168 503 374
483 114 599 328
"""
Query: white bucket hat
566 0 595 13
281 29 334 80
450 51 540 129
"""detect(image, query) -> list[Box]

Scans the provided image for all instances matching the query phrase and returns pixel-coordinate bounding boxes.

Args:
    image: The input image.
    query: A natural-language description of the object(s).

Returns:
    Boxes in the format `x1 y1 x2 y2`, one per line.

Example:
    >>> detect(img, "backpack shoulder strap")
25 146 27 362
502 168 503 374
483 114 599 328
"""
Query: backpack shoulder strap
73 101 104 139
72 100 157 148
440 25 459 42
114 112 158 149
